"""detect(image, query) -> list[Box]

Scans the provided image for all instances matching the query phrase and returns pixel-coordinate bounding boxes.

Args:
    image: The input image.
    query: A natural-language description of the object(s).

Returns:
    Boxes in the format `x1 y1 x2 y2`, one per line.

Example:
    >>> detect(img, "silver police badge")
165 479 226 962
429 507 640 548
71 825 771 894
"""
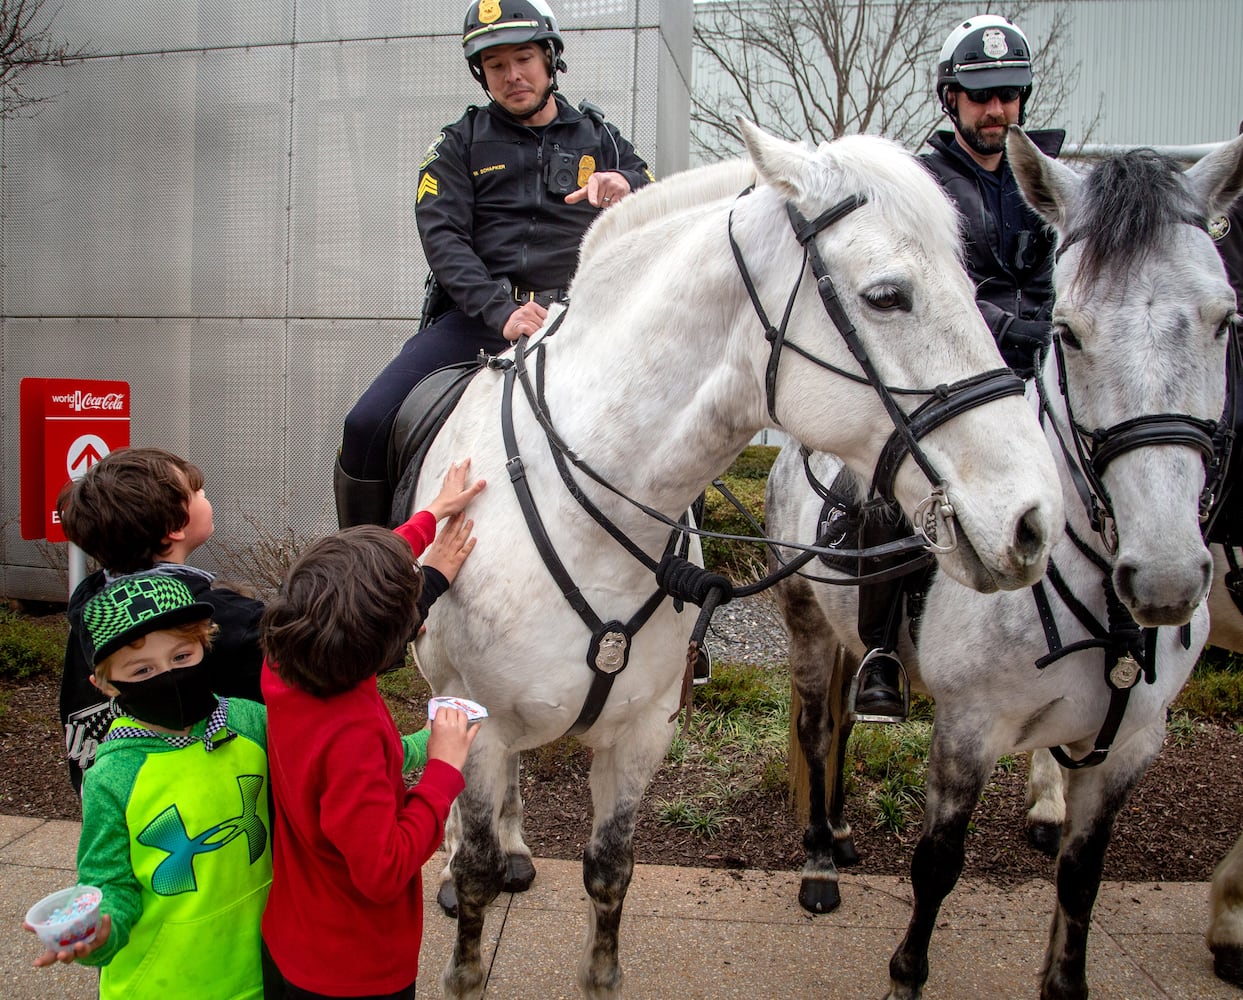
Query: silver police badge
593 630 629 674
1109 654 1141 689
1209 214 1231 242
982 28 1009 59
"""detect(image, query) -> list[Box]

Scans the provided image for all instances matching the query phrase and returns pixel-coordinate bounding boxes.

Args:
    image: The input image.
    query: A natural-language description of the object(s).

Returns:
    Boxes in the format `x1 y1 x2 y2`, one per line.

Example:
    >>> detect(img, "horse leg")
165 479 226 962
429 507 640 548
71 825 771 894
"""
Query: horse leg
887 729 991 1000
500 752 536 891
826 641 860 868
437 800 463 917
441 739 509 1000
1208 830 1243 987
1039 733 1160 1000
775 575 847 913
1025 747 1066 857
577 728 672 999
437 750 531 917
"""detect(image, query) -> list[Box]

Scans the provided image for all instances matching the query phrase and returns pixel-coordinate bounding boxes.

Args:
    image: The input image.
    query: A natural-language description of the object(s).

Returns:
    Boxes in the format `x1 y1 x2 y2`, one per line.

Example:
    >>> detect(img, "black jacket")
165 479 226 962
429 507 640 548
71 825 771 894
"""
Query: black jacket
416 95 652 333
59 564 264 794
921 128 1066 375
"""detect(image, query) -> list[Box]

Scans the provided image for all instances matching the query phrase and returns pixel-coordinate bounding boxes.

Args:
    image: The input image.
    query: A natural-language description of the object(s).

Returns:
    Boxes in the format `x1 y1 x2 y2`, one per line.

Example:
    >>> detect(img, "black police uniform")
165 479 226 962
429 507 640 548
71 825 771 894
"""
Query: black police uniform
921 128 1065 378
340 95 652 484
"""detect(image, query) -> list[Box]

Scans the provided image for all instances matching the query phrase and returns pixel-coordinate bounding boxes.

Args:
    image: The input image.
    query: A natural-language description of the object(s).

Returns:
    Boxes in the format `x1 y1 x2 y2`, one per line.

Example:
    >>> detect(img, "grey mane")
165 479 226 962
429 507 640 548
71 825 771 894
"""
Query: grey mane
1066 149 1204 289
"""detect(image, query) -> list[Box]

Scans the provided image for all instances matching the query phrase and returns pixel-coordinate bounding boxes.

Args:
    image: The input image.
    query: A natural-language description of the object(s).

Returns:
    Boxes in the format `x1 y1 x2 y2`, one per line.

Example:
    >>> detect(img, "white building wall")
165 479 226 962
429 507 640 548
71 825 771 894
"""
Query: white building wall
0 1 693 601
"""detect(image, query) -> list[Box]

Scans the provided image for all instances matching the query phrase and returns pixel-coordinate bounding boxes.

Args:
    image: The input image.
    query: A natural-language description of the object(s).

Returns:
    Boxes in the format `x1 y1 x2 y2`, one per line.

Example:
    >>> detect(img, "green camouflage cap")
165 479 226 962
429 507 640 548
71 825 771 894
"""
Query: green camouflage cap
82 572 214 666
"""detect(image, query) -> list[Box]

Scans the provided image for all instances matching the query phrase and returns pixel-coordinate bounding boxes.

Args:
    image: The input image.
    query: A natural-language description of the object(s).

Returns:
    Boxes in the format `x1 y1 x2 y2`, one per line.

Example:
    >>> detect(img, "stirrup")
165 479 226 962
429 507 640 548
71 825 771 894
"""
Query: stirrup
847 648 910 724
692 642 712 686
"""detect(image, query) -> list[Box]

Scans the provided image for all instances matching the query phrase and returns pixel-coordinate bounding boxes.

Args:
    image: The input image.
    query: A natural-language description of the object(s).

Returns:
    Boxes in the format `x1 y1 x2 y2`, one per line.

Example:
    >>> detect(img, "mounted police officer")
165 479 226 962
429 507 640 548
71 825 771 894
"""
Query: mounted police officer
922 13 1064 380
854 14 1065 719
335 0 654 527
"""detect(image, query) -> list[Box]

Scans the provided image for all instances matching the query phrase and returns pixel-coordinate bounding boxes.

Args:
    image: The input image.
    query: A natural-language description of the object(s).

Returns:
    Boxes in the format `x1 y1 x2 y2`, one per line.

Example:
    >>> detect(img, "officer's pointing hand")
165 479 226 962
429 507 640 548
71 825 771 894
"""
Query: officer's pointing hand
566 171 631 208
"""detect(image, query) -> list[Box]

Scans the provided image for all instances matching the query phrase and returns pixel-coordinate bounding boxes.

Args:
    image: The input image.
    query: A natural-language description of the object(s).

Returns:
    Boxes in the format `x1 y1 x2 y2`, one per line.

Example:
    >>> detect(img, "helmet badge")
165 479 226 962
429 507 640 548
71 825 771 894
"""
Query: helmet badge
479 0 502 25
981 28 1009 59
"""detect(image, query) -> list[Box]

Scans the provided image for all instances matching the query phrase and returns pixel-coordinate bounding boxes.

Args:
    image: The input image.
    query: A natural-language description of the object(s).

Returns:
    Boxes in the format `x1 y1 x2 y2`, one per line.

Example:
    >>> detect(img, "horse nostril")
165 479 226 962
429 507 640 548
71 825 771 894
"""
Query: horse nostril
1114 561 1137 604
1013 506 1046 562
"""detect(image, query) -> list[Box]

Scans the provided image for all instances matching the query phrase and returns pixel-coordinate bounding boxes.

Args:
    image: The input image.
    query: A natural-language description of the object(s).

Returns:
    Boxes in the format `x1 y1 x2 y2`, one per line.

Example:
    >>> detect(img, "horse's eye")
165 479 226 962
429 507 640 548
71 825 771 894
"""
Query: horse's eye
1056 324 1082 350
863 285 910 312
1217 313 1239 340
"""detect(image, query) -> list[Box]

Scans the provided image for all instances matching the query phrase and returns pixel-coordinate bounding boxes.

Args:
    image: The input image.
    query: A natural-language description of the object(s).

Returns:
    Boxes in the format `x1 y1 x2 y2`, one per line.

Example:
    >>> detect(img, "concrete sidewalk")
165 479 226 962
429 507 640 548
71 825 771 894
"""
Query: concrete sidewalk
1 814 1233 999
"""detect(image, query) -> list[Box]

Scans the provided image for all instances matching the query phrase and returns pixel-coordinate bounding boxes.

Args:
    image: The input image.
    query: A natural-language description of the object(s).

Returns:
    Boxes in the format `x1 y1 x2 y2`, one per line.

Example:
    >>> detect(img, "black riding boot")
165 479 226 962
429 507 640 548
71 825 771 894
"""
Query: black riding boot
855 656 904 717
333 457 391 529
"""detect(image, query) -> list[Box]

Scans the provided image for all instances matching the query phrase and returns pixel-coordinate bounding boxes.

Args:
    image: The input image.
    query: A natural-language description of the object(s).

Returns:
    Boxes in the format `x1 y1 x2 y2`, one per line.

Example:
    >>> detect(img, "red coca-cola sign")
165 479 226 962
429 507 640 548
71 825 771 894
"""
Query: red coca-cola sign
20 378 131 542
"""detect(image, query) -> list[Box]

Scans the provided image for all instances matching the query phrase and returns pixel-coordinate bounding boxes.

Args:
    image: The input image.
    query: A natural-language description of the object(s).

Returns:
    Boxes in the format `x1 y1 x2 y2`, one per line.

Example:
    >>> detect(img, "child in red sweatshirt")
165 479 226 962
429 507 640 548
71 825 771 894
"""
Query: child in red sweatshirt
259 461 484 999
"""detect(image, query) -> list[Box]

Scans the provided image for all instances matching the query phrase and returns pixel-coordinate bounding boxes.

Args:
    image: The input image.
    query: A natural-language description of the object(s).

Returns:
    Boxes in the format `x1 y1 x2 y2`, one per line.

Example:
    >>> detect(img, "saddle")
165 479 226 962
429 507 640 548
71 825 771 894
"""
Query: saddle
815 467 935 651
387 360 484 525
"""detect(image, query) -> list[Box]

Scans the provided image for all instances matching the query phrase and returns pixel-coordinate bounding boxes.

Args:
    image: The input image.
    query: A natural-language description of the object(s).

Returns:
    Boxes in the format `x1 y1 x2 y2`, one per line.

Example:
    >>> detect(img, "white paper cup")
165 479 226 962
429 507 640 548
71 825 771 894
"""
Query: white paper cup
26 885 102 952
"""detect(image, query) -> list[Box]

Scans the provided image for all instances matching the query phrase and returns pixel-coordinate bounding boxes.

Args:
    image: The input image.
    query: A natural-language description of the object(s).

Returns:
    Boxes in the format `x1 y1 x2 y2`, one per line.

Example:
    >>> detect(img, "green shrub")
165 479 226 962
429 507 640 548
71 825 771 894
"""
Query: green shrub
1175 665 1243 725
0 610 67 681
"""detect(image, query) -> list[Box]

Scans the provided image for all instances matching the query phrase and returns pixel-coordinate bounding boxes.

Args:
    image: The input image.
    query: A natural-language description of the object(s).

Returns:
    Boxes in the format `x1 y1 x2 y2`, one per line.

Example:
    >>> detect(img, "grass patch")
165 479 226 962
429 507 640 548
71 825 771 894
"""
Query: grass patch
0 609 67 682
845 720 932 835
655 659 789 839
1175 654 1243 725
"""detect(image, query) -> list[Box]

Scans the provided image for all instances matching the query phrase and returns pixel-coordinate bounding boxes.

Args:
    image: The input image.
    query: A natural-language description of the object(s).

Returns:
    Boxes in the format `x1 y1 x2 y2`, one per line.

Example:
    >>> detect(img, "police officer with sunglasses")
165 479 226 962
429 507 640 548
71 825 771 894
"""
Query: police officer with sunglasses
856 14 1066 718
921 14 1065 380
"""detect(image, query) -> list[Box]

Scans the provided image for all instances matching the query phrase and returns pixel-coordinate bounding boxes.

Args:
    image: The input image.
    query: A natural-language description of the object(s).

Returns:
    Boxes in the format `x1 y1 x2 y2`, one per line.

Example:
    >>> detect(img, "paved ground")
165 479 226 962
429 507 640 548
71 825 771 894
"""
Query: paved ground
2 813 1234 999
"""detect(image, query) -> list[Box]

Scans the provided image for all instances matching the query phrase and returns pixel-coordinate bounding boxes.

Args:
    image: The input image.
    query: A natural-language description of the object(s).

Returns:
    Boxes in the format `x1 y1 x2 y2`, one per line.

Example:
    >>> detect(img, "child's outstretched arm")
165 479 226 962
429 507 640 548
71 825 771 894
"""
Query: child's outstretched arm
425 458 486 522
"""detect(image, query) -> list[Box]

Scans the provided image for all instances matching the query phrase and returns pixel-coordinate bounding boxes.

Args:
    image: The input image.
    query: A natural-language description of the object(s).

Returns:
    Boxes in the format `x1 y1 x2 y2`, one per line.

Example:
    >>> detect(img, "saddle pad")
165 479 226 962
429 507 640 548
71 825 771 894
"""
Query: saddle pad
387 361 483 525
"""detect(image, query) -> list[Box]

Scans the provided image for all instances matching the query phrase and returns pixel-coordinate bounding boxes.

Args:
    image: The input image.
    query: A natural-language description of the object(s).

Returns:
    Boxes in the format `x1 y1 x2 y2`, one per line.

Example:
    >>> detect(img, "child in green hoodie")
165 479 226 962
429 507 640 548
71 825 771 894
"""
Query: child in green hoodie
26 571 273 999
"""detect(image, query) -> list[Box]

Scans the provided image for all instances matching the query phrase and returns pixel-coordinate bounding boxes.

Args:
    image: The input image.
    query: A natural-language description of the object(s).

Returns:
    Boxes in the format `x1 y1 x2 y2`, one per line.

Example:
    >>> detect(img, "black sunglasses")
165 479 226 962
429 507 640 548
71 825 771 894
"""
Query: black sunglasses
962 86 1022 105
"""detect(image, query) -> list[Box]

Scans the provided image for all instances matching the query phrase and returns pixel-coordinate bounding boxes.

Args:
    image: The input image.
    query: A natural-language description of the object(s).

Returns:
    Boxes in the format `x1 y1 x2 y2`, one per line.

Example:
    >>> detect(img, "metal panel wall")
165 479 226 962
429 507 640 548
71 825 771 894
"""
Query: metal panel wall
1 0 692 601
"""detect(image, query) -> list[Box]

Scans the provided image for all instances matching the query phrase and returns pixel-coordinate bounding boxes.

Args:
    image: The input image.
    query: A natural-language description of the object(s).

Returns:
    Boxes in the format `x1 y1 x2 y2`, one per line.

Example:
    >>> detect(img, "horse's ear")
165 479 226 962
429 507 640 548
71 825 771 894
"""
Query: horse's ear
737 118 816 202
1008 126 1080 231
1184 133 1243 220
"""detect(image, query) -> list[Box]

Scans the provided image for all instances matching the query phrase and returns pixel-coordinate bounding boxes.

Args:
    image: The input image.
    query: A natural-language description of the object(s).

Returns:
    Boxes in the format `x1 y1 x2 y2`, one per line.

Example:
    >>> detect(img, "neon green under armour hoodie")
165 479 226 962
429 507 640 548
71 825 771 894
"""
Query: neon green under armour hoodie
75 697 271 1000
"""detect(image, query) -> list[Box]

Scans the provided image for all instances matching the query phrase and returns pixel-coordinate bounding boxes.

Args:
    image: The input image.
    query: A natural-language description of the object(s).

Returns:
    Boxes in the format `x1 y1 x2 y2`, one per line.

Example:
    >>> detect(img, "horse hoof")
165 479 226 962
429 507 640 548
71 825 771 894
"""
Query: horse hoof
798 876 841 914
437 881 459 919
502 853 536 892
832 837 860 868
1025 820 1062 858
1212 944 1243 988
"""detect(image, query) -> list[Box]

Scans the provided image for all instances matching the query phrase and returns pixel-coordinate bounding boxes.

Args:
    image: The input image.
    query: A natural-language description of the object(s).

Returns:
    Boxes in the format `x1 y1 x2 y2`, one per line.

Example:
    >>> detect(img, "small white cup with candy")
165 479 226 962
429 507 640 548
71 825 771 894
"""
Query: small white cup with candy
26 885 103 953
428 695 488 724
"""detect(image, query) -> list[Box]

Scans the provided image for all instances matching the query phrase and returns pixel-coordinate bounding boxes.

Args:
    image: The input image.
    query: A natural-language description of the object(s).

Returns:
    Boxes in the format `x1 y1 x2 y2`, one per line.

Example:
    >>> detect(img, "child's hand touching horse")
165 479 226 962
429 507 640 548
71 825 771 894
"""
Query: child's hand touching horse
426 459 485 522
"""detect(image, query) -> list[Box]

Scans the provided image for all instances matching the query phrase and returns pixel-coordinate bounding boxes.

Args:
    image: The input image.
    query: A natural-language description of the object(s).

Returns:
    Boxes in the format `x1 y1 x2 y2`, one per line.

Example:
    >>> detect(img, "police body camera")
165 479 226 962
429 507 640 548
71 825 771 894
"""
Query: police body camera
546 150 578 197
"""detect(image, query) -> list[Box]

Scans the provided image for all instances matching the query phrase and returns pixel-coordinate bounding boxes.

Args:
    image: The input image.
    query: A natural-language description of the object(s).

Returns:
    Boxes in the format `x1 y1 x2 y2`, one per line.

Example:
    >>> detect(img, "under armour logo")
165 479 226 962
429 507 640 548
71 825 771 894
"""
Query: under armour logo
136 774 267 895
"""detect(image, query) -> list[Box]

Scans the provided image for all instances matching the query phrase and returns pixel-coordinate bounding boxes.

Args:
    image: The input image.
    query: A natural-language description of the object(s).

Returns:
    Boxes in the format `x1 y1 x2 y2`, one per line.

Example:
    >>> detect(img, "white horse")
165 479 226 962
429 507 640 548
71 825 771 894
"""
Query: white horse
766 128 1243 1000
410 120 1064 999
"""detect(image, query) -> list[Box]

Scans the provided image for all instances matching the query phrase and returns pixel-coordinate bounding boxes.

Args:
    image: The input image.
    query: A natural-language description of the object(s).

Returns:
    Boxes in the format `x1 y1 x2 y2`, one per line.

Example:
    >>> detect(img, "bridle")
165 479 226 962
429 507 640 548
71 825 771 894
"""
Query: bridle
1038 333 1222 555
1030 328 1225 768
728 187 1026 548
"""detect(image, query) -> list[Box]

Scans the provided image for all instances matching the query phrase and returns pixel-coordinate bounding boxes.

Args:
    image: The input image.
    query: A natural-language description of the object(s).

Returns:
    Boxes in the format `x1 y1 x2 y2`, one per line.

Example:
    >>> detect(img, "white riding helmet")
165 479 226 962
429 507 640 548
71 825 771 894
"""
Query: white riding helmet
936 14 1033 115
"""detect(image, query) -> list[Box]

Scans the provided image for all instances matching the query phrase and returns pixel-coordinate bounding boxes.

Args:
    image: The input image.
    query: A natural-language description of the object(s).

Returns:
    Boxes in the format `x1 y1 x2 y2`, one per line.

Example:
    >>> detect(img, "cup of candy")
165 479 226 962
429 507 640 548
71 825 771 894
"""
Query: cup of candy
428 695 488 724
25 885 103 953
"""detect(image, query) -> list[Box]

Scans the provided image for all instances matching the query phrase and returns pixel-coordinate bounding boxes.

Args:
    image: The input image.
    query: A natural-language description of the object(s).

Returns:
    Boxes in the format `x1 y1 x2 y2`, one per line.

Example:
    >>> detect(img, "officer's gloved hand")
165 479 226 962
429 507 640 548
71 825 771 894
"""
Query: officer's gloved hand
999 318 1052 378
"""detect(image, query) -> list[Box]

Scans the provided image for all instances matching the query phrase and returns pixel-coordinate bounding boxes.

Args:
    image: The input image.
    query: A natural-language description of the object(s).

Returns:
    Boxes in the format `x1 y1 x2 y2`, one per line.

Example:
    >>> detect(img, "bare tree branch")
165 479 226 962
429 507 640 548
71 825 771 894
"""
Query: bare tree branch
692 0 1094 161
0 0 88 119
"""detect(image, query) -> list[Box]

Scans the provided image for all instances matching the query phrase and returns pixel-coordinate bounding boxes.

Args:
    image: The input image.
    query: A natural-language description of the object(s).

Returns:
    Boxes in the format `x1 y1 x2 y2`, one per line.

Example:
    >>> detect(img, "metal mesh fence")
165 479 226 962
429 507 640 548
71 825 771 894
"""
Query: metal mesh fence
1 0 690 600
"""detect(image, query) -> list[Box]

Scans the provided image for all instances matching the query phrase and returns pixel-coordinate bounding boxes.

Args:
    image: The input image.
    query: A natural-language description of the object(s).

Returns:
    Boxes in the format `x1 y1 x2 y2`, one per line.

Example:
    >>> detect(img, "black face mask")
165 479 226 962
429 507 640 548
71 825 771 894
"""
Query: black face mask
111 659 219 731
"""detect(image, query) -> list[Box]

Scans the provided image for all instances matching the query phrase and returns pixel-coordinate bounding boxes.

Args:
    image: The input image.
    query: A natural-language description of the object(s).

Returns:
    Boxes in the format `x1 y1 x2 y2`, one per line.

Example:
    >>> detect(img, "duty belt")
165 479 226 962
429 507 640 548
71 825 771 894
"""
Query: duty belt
512 286 568 307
